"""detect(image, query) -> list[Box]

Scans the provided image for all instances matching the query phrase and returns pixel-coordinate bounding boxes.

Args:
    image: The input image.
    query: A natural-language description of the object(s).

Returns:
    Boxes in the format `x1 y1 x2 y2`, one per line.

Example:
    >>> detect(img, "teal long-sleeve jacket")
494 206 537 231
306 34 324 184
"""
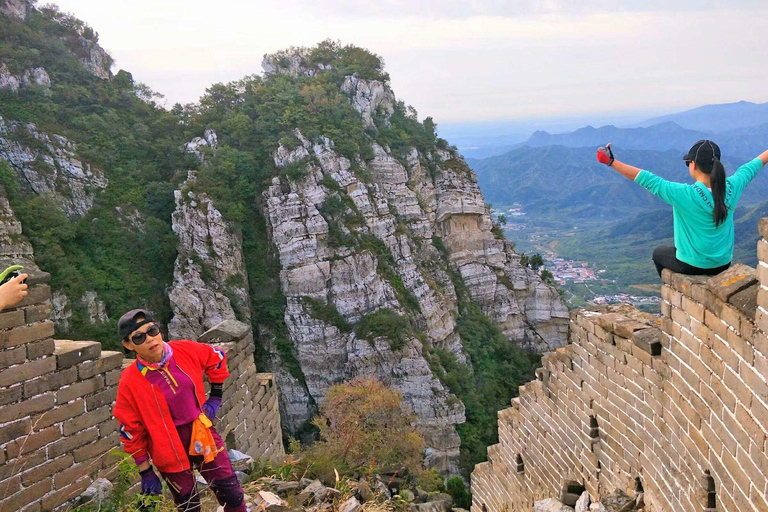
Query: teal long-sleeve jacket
634 157 763 268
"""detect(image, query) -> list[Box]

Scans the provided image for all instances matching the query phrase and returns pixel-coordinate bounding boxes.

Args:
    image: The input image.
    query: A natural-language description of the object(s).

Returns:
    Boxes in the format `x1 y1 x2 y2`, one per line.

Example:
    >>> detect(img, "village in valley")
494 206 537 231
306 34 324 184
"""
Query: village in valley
493 205 662 309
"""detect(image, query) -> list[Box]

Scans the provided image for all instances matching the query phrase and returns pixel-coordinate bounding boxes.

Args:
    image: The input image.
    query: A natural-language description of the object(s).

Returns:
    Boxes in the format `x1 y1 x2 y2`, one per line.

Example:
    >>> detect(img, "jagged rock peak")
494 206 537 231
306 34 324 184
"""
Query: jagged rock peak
168 170 251 340
184 128 218 162
0 0 33 20
340 75 395 130
262 40 389 83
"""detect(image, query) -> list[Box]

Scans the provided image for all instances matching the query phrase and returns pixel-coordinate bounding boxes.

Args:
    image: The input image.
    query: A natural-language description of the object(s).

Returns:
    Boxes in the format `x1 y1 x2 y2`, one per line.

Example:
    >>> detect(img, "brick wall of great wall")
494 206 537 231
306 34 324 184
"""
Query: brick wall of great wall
0 278 285 512
471 218 768 512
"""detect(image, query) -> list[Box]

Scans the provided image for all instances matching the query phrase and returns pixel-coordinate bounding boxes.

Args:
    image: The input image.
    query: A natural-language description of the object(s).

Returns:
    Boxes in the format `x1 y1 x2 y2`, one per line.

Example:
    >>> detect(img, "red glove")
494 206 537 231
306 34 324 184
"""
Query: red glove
597 144 614 166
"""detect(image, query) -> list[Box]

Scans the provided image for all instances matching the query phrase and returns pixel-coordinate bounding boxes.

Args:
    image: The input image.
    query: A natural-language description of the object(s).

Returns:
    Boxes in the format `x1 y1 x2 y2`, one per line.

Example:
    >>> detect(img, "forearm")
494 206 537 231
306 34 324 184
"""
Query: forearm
757 149 768 166
137 460 151 471
609 160 642 181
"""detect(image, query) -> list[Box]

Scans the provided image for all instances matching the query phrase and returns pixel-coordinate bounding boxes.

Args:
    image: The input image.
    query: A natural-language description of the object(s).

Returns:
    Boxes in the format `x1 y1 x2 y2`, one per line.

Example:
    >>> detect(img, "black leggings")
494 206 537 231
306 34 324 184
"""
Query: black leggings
652 245 730 278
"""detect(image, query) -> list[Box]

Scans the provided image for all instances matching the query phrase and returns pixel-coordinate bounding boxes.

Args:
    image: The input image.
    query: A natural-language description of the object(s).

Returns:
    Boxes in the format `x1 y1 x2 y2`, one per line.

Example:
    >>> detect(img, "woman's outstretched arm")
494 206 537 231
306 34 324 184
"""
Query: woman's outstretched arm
608 159 642 181
597 143 641 180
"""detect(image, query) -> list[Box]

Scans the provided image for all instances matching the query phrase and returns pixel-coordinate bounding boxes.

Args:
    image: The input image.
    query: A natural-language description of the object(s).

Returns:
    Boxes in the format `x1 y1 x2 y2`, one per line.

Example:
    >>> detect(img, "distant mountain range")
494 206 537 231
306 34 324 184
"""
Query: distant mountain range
521 121 768 162
458 100 768 160
631 101 768 132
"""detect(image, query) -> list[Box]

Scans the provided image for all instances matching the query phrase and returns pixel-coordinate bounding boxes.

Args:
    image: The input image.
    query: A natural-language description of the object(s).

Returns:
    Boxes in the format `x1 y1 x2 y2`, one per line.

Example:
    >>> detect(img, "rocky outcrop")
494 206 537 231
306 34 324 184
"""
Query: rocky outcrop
0 116 108 217
0 64 51 92
77 35 112 80
433 159 569 351
340 76 395 129
79 290 109 324
184 128 218 162
168 170 250 340
262 49 332 78
0 0 31 20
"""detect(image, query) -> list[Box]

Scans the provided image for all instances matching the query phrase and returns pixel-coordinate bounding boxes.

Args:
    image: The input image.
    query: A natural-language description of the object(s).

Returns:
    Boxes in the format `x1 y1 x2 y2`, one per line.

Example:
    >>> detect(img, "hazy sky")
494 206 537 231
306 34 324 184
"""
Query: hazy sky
49 0 768 123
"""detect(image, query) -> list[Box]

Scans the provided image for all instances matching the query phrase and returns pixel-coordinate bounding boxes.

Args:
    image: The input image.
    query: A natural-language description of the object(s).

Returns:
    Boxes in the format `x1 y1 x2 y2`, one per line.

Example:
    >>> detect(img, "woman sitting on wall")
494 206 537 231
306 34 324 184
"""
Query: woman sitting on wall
113 308 246 512
596 140 768 278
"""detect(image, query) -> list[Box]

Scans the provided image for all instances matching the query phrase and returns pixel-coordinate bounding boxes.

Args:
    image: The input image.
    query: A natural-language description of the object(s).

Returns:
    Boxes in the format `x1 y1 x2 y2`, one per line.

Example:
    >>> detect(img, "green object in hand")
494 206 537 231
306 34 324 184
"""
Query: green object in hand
0 265 24 286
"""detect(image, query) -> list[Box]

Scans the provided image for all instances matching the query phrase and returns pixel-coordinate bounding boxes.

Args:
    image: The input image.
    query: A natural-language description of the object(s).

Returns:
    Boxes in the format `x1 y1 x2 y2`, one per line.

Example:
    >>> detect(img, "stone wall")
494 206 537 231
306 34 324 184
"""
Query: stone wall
198 320 285 463
0 298 284 511
471 218 768 512
0 271 122 511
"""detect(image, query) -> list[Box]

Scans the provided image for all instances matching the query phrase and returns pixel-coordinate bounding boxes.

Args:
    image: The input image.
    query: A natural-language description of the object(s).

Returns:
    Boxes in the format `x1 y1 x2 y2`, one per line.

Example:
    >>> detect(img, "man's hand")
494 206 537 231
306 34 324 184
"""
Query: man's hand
597 143 614 166
139 466 163 495
0 274 28 311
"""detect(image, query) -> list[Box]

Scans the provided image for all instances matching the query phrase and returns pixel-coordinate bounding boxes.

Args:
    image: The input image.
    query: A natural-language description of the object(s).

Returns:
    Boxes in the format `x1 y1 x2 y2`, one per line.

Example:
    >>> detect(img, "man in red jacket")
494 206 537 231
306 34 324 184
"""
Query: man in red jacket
113 309 246 512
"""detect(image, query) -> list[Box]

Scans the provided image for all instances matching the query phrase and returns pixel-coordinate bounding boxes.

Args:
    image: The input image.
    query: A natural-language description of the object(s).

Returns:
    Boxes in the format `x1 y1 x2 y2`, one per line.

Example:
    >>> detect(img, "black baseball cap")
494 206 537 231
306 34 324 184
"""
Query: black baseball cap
684 139 720 165
118 308 155 342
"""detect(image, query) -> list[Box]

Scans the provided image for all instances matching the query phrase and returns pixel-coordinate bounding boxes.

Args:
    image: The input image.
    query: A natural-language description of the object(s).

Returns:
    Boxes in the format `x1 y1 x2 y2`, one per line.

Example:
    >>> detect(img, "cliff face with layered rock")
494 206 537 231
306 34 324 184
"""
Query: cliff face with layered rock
168 170 251 340
251 50 569 472
0 116 108 217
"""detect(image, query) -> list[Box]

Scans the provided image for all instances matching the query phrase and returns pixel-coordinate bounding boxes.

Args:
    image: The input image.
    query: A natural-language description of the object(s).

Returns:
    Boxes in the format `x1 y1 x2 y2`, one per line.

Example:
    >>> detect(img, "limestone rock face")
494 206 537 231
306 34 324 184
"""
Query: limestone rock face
255 55 569 471
168 171 250 340
51 290 71 332
0 0 31 20
0 116 108 217
340 76 395 129
184 128 218 162
262 49 331 78
434 161 570 352
76 34 112 80
79 291 109 324
0 65 51 93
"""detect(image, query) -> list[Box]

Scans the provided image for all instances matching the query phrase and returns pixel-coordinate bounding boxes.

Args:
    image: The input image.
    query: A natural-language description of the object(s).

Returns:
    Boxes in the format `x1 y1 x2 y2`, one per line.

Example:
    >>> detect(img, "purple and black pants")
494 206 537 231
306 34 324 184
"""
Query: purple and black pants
159 423 245 512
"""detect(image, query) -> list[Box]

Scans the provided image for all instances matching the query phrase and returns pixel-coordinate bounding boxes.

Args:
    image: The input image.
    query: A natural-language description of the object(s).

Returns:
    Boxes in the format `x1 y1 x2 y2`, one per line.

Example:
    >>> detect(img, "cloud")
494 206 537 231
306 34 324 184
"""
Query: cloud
292 0 766 20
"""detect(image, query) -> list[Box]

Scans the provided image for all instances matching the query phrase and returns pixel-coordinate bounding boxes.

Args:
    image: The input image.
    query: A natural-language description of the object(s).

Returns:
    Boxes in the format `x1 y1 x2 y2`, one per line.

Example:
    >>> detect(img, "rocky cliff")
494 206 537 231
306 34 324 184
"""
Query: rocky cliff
234 50 567 472
168 170 251 339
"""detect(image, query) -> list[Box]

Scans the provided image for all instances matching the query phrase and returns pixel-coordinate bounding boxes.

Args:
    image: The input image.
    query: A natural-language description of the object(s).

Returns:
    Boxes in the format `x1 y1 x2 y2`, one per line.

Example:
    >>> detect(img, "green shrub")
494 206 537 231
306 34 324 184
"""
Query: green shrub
446 476 472 509
356 309 412 351
303 296 351 333
416 469 445 493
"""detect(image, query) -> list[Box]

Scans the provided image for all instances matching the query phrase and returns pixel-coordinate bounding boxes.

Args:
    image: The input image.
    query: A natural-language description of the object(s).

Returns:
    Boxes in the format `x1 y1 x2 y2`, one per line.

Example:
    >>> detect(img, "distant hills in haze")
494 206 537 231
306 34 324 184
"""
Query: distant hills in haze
457 100 768 160
630 101 768 132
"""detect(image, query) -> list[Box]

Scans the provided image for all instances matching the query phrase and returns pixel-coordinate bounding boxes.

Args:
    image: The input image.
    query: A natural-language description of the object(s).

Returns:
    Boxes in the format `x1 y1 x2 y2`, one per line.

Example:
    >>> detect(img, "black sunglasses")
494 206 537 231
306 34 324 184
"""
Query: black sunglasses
684 158 692 168
130 323 161 345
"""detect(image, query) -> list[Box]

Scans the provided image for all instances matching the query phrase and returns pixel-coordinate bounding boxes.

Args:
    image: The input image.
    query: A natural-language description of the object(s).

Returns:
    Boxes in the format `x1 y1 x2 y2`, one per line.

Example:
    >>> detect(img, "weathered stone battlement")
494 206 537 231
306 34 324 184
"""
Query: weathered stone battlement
0 286 284 511
471 218 768 512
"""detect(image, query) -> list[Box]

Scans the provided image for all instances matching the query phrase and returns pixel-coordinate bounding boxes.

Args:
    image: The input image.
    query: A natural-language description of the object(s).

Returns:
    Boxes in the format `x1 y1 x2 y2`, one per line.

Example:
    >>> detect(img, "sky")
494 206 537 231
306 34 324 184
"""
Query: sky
48 0 768 126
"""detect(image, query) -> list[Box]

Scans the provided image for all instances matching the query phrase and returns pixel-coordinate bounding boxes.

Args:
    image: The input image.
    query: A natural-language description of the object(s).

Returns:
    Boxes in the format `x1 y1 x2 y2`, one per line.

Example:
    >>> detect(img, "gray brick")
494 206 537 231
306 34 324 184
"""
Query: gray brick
53 340 102 369
26 337 55 360
0 309 25 329
23 366 77 398
0 345 27 369
57 375 104 403
0 392 54 424
62 405 112 436
0 321 54 351
78 350 123 380
85 387 117 411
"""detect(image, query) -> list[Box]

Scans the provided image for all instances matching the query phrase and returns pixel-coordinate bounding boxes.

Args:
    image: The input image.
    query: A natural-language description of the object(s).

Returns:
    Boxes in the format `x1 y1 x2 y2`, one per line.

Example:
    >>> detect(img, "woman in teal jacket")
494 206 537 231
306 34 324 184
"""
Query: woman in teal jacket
596 140 768 278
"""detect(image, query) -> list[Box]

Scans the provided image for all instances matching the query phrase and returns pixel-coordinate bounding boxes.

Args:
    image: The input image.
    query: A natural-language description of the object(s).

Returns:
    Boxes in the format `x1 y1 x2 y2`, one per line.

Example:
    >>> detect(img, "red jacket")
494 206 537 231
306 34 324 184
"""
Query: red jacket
113 340 229 473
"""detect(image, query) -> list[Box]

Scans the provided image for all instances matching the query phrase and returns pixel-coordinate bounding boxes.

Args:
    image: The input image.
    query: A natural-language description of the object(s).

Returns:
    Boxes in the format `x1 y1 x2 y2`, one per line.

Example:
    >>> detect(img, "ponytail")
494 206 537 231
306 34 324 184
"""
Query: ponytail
711 156 727 226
